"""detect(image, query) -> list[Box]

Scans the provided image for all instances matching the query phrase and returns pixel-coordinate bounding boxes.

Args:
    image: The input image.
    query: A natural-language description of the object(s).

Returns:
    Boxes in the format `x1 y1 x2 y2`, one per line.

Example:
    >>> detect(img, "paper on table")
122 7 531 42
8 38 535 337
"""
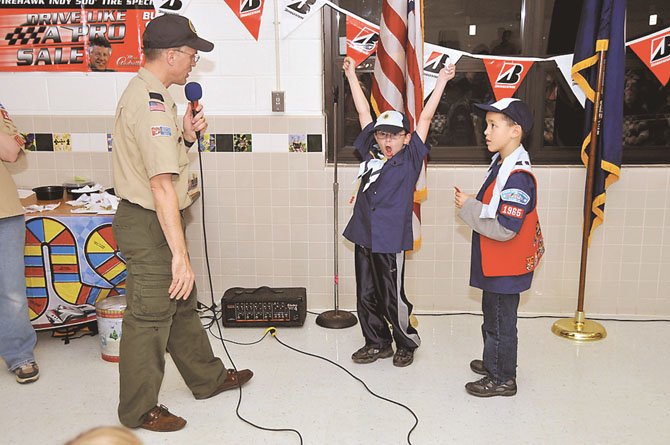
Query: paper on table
24 203 61 213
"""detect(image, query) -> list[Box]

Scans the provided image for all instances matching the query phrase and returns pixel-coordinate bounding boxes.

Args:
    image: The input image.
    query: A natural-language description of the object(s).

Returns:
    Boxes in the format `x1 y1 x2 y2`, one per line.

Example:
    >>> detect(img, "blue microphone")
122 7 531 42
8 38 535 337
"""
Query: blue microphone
185 82 203 145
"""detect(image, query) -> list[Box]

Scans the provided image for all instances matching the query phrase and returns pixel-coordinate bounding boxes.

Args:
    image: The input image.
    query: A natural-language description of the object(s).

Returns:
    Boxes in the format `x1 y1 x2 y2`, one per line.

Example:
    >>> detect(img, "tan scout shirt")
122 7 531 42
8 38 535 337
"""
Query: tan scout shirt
0 103 25 219
112 67 191 211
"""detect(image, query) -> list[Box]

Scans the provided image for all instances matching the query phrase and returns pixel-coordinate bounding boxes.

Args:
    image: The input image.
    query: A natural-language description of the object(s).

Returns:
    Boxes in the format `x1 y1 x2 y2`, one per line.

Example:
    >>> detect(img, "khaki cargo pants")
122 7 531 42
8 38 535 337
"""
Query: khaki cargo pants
113 201 228 428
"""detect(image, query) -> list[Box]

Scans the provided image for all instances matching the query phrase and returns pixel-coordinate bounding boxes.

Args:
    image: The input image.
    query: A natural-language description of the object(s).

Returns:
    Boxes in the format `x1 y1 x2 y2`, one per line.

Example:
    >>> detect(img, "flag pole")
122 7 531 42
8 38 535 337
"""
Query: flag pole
317 83 358 329
551 49 607 342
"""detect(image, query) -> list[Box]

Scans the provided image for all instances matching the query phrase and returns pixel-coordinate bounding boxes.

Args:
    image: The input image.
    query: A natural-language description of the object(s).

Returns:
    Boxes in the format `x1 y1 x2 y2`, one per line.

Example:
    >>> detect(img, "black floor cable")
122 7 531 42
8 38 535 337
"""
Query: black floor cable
308 309 670 323
266 328 419 445
196 149 304 444
412 312 670 323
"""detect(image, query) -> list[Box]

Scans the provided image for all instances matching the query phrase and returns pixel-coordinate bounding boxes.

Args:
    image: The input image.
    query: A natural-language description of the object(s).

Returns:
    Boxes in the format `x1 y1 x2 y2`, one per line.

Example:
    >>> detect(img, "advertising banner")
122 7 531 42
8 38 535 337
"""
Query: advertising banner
223 0 265 41
628 27 670 86
483 58 535 100
0 0 156 73
345 14 379 67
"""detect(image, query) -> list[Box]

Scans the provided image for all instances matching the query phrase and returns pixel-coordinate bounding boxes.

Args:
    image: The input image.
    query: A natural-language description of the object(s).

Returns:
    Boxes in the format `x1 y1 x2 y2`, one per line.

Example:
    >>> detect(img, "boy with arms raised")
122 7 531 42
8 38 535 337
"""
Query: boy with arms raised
342 56 454 367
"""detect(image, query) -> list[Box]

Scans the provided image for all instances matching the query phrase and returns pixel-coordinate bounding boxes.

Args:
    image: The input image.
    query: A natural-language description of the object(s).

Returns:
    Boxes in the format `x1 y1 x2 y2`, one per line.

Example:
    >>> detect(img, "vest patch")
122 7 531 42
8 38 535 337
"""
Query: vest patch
500 203 524 219
501 188 530 205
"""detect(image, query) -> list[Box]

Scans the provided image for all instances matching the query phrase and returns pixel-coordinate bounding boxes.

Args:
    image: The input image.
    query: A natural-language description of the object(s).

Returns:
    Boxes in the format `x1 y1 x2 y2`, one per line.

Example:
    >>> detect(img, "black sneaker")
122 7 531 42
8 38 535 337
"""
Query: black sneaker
465 376 517 397
351 345 393 364
470 359 488 376
393 348 414 367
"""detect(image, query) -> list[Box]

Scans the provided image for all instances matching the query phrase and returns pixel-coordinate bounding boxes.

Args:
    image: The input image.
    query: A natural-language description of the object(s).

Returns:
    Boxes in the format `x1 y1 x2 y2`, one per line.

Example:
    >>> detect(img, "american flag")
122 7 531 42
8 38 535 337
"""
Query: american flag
371 0 426 251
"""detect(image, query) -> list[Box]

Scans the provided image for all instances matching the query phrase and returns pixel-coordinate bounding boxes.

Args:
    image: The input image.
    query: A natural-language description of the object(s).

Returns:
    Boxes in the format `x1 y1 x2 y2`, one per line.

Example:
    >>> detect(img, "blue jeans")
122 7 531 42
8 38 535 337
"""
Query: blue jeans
0 215 36 371
481 290 519 384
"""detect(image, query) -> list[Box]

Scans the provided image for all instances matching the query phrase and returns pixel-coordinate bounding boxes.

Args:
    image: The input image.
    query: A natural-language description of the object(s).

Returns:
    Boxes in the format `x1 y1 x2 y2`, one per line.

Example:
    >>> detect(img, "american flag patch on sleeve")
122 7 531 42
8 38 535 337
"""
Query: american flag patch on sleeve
148 101 166 112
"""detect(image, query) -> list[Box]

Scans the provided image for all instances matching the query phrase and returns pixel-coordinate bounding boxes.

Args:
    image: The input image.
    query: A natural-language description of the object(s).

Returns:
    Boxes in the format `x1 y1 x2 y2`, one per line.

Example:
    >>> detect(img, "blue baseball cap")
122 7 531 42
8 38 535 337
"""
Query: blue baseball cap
474 98 533 134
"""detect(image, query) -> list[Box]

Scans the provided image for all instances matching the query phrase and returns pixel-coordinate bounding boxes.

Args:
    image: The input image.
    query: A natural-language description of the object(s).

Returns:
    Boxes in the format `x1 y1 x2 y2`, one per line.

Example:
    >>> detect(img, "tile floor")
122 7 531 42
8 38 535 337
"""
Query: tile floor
2 313 669 444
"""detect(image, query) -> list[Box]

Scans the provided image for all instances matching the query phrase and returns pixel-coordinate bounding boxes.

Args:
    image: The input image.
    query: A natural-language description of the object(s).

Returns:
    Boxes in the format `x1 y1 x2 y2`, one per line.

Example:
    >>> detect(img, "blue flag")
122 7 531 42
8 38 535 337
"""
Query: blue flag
571 0 625 242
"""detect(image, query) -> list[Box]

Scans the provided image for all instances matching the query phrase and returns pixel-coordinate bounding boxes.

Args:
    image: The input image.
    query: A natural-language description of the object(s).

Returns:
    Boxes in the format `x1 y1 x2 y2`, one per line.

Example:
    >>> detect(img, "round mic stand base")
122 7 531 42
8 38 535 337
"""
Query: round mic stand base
316 310 358 329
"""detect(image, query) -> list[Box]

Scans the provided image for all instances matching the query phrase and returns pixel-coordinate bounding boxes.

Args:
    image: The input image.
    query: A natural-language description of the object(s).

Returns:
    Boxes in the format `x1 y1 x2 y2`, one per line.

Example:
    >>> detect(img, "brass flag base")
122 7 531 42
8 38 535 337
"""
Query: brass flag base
551 311 607 341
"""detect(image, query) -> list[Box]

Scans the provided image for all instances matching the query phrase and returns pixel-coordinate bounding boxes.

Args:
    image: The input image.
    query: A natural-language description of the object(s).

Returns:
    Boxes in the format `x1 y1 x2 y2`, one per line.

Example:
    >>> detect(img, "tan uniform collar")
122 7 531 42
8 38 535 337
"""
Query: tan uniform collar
137 67 175 110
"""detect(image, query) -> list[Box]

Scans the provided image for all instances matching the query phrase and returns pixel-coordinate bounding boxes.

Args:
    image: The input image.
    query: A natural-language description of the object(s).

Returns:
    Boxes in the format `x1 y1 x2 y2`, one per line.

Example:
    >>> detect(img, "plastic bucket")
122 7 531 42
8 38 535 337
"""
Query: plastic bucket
95 295 126 362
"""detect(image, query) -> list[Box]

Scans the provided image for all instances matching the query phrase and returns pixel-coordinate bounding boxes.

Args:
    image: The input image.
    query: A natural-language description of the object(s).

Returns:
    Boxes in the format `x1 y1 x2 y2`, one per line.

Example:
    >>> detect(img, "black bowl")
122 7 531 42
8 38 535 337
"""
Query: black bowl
33 186 64 201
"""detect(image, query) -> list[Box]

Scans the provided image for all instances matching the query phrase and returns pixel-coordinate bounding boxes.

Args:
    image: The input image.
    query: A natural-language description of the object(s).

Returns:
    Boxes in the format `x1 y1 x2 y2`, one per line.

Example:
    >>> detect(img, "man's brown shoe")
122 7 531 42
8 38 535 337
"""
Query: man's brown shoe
195 368 254 400
139 405 186 432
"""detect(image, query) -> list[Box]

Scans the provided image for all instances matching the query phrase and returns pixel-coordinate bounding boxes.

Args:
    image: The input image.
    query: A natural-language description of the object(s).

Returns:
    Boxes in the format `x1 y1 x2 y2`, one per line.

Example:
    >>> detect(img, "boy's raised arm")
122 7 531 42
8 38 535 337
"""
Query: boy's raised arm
343 57 374 129
416 64 455 143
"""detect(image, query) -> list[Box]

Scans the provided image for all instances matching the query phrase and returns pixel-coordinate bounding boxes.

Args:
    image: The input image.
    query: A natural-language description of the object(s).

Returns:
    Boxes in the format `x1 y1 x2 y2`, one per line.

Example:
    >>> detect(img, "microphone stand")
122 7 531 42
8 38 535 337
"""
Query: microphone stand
316 84 357 329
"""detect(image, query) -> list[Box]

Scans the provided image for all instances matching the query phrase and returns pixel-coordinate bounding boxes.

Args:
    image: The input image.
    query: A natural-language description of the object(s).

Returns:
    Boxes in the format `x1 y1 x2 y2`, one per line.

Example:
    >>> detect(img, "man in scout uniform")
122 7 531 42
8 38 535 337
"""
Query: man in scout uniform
112 14 253 432
0 103 39 384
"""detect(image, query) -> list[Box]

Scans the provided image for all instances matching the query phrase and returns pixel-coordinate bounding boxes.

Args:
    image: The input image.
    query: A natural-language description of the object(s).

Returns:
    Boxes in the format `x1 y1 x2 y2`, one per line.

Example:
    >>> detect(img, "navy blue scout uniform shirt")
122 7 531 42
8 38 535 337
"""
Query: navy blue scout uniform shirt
343 122 428 254
470 161 536 294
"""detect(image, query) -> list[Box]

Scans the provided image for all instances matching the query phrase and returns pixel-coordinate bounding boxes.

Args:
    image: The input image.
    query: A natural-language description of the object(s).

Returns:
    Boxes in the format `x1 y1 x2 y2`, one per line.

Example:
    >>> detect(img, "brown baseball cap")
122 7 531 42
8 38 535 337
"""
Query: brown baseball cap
143 14 214 52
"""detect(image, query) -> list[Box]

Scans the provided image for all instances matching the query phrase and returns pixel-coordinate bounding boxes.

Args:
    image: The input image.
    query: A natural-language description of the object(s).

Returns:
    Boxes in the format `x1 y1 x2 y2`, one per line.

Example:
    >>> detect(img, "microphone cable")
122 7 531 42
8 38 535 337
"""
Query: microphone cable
204 319 420 445
266 327 419 445
195 135 304 444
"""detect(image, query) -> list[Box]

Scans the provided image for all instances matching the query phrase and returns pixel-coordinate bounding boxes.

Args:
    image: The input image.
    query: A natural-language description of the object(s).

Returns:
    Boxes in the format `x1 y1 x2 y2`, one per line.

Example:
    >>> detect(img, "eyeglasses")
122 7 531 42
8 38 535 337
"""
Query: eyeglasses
174 49 200 63
374 131 406 140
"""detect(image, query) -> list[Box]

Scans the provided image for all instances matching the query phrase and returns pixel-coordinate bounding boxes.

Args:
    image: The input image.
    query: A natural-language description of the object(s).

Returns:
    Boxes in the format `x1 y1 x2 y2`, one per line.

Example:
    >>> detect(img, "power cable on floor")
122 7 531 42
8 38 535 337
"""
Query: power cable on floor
196 149 303 444
266 327 419 445
309 309 670 323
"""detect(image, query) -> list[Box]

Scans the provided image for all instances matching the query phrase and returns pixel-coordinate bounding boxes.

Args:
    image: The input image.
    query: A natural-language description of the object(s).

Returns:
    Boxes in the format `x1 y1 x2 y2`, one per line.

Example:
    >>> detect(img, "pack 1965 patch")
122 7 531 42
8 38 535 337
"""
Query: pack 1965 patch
501 188 530 205
151 125 172 137
500 203 525 219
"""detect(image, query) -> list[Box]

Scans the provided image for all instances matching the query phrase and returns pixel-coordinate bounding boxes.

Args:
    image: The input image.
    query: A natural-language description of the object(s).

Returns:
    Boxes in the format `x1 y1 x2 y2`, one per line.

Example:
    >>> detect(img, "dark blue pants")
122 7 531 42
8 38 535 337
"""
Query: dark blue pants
354 245 420 351
481 290 519 383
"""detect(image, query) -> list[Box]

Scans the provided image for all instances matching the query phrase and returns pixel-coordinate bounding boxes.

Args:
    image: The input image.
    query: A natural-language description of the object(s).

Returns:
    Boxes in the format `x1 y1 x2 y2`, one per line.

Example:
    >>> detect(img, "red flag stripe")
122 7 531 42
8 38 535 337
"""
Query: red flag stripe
371 78 395 112
382 3 408 44
376 44 406 93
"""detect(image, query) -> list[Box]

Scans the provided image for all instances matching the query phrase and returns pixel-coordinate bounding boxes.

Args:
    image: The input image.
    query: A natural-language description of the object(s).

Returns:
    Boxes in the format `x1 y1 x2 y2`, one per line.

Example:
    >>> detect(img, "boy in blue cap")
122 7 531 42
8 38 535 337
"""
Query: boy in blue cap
342 56 455 367
455 98 545 396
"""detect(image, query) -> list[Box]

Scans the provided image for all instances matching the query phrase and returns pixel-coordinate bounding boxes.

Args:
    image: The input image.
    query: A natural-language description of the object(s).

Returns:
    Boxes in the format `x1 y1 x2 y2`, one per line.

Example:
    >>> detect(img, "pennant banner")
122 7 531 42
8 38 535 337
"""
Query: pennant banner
223 0 265 41
423 43 464 99
280 0 326 38
483 58 535 101
345 14 379 67
628 27 670 86
153 0 192 15
550 54 587 107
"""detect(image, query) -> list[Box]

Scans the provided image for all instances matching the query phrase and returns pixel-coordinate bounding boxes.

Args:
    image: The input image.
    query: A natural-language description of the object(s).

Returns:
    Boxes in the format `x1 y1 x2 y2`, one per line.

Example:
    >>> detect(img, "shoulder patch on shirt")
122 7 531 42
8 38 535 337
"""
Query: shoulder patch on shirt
148 101 166 112
149 92 164 102
501 188 530 205
151 125 172 137
500 203 525 219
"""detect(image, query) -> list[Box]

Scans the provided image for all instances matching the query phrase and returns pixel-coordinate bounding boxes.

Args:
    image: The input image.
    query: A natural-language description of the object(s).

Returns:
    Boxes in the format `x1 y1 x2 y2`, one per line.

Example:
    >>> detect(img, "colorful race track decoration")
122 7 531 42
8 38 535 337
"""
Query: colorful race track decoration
24 215 126 330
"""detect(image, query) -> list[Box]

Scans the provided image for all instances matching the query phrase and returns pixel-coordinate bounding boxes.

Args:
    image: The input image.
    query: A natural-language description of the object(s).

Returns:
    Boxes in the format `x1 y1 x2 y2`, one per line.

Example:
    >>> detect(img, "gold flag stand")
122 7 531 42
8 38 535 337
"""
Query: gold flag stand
551 48 609 342
552 310 606 341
